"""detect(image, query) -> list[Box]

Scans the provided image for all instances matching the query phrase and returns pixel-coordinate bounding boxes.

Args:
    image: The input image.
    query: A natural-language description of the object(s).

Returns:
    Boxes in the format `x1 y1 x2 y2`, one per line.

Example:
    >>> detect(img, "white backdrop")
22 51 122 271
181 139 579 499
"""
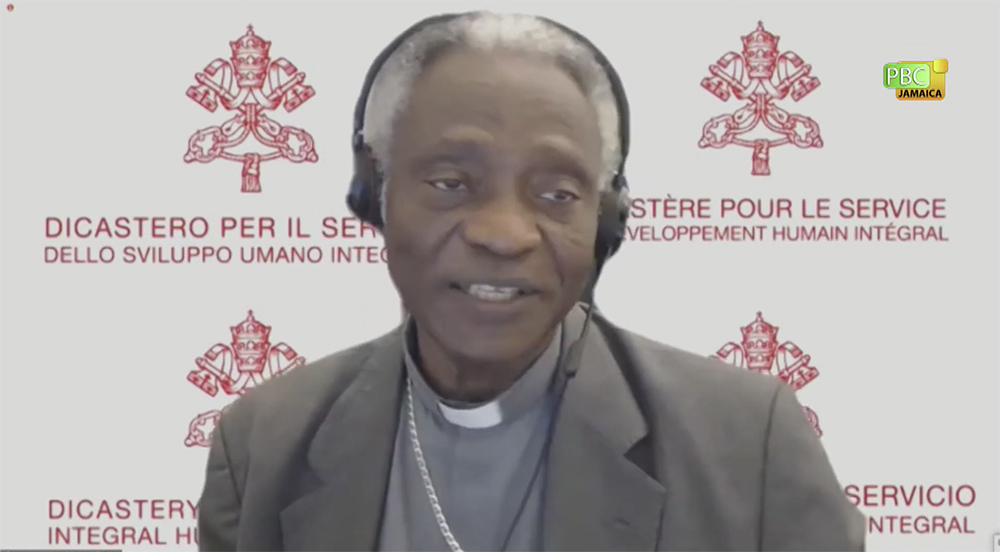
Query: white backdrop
1 1 998 551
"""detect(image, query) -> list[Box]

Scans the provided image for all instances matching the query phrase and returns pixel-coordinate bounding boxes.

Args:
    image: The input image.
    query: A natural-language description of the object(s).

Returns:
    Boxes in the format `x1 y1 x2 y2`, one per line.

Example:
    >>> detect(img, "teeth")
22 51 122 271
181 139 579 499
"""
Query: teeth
466 284 521 302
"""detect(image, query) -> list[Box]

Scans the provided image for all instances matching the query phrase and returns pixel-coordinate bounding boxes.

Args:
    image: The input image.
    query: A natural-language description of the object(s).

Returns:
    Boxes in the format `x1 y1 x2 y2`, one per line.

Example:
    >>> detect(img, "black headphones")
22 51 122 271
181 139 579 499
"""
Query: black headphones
346 12 632 267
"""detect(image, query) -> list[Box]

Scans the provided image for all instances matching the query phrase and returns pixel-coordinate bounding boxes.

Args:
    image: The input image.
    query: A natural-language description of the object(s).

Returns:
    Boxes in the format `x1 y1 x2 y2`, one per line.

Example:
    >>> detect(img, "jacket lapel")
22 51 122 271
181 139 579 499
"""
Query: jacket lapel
543 308 666 551
279 330 405 551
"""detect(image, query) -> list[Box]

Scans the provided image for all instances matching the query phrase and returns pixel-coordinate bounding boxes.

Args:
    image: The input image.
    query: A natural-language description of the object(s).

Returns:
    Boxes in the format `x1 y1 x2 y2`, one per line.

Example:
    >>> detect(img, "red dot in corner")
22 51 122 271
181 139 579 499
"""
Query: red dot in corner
6 4 13 11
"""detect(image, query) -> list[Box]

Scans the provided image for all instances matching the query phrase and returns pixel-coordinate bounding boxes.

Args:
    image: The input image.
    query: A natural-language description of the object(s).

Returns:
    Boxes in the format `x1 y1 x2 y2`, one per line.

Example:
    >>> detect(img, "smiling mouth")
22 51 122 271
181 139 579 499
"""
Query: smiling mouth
449 281 537 303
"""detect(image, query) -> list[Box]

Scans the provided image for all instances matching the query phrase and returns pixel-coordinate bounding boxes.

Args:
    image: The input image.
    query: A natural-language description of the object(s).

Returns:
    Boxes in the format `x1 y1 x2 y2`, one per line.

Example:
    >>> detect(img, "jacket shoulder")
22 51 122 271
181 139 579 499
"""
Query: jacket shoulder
216 328 398 449
619 324 781 405
604 319 784 441
601 322 861 550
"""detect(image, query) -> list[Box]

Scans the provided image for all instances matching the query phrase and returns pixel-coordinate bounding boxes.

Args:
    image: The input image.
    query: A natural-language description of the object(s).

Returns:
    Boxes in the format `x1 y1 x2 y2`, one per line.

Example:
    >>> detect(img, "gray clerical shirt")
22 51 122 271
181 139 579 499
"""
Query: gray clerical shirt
377 321 563 552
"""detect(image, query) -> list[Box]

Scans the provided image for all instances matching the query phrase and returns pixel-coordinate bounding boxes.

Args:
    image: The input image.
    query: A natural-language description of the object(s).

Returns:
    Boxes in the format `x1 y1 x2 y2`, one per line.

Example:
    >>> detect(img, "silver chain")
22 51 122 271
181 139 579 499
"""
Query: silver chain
406 378 465 552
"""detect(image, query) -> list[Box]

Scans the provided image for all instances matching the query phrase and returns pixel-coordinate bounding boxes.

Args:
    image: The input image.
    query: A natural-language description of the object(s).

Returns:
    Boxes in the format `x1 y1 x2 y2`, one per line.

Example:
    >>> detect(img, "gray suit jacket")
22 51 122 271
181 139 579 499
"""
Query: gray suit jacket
198 307 865 551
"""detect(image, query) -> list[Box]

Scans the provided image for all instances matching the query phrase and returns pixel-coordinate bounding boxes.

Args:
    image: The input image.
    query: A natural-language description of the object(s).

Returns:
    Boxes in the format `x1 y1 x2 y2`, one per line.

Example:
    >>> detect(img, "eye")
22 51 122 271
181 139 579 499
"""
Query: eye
427 179 468 192
539 189 580 203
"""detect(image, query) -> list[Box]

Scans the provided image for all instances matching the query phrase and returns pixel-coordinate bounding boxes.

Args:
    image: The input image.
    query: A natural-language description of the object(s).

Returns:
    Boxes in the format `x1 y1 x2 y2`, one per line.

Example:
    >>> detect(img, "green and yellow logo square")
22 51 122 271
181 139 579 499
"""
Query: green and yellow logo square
883 59 948 101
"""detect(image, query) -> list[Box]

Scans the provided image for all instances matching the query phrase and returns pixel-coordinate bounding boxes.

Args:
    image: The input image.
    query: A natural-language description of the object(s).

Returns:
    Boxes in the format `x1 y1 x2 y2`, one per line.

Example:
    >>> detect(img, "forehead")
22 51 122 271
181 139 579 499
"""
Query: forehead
392 47 602 159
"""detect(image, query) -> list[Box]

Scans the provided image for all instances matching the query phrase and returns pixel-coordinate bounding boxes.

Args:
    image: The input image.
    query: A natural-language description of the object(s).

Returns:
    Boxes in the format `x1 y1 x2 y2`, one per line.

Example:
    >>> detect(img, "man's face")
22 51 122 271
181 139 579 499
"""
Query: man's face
384 47 603 366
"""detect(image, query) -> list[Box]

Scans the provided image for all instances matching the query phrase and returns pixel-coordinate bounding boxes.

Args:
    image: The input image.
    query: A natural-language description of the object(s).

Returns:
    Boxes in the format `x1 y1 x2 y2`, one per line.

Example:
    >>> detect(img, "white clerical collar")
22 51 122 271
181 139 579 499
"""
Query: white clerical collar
437 400 504 429
401 318 563 430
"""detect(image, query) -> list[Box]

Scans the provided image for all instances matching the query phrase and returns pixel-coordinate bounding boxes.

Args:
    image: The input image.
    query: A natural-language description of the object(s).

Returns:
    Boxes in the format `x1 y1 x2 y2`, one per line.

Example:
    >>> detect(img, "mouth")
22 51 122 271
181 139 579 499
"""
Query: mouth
449 279 540 303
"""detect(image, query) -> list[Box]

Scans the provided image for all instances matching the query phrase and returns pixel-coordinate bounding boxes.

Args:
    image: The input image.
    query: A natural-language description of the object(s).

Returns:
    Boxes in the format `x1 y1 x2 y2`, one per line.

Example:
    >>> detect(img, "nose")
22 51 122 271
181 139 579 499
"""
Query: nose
460 194 542 257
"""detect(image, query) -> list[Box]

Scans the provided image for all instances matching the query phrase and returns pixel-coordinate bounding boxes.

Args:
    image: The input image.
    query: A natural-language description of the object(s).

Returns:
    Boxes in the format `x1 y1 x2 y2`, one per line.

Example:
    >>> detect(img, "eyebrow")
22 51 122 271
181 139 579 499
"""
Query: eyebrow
432 127 497 150
530 135 591 171
412 128 593 175
411 128 495 166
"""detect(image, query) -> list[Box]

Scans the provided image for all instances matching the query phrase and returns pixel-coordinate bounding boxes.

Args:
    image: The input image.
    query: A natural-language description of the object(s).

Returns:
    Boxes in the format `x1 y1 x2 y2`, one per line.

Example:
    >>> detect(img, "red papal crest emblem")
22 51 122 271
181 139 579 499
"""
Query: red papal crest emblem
184 25 318 193
698 22 823 176
184 310 306 447
714 312 823 437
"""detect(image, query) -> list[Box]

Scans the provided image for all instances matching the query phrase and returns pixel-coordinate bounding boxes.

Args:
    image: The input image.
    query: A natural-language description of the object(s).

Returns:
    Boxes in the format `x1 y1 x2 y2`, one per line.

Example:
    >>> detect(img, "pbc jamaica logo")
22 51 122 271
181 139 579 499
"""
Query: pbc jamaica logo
184 310 305 448
713 312 823 436
184 25 318 193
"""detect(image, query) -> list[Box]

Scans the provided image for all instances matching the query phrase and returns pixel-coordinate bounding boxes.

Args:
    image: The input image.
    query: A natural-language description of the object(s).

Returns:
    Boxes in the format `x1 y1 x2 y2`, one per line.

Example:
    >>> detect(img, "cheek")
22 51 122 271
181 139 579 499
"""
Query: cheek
546 220 597 285
383 202 454 293
383 234 409 299
382 204 422 293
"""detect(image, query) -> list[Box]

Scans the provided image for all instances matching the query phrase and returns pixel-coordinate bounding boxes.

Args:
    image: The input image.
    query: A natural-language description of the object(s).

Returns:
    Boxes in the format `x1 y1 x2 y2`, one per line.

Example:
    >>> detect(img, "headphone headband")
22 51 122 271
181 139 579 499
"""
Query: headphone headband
351 12 631 176
351 14 459 151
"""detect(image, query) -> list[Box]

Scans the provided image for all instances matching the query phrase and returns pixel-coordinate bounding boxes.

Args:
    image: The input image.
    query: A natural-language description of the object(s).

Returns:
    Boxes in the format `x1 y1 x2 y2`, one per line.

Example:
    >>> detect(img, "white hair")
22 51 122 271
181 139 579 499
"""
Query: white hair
362 12 622 217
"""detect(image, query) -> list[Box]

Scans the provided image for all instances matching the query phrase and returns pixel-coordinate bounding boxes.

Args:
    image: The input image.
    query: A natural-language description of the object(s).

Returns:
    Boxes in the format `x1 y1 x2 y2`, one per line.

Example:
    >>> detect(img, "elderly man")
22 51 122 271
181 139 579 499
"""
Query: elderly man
198 11 864 552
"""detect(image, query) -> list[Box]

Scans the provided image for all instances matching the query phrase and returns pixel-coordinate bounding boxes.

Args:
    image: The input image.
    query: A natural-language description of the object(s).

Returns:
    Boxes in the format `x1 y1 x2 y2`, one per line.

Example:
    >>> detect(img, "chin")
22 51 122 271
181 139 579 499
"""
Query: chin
429 313 556 366
446 335 530 365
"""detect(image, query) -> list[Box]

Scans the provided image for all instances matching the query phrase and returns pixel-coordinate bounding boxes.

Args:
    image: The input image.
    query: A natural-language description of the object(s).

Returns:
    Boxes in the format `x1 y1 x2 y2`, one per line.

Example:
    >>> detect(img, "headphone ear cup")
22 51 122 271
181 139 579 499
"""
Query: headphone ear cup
366 178 385 230
595 175 630 261
346 146 385 229
346 174 372 221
